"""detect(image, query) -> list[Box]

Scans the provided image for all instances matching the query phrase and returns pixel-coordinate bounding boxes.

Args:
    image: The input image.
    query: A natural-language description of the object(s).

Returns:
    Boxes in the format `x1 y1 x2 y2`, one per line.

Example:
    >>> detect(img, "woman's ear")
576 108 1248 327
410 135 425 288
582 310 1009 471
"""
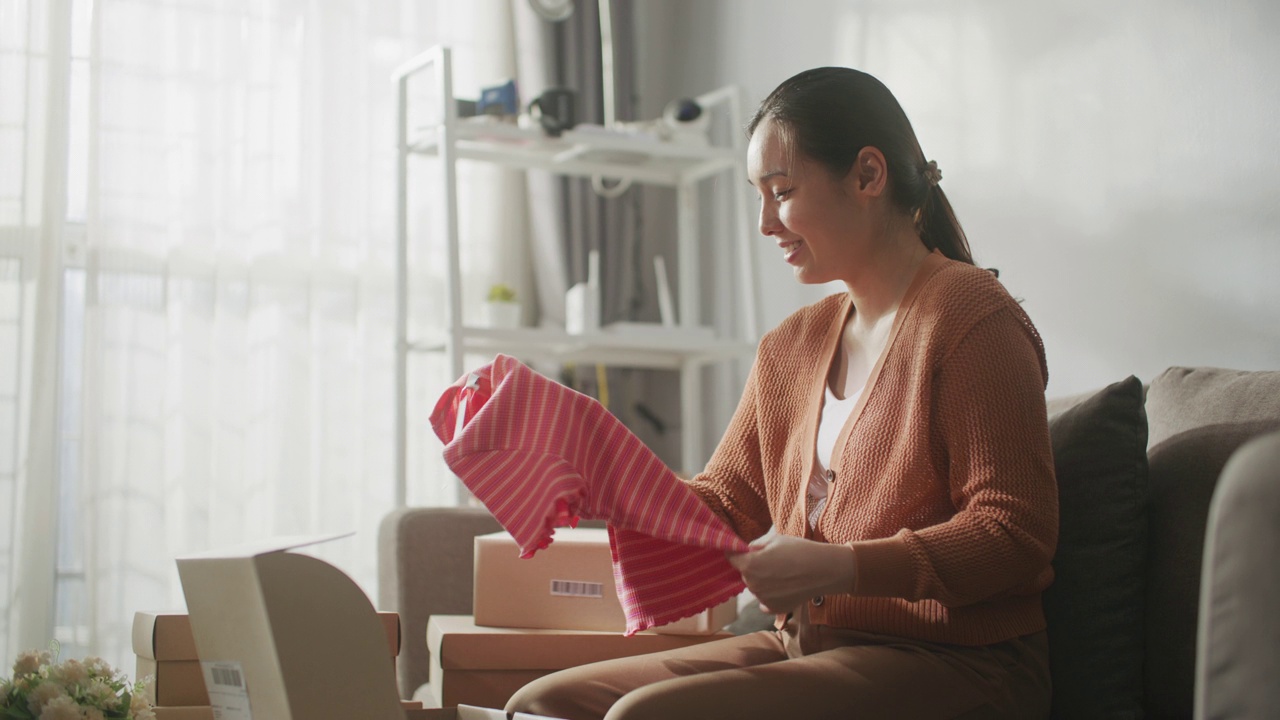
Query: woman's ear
851 147 888 196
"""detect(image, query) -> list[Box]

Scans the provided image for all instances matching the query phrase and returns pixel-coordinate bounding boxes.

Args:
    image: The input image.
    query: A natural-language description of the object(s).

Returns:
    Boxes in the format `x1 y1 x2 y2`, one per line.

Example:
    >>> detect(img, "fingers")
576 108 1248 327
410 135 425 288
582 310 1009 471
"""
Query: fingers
725 541 762 570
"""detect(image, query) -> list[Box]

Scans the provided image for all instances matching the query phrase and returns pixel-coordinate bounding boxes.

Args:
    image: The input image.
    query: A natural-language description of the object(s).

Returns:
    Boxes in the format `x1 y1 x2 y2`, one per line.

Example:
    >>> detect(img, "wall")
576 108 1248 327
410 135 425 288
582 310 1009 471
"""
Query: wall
635 0 1280 397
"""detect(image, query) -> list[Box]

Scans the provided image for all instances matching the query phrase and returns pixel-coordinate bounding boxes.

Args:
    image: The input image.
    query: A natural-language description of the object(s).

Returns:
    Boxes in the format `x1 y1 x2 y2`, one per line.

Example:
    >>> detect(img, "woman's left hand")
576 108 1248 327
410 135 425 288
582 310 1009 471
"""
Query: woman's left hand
727 534 857 614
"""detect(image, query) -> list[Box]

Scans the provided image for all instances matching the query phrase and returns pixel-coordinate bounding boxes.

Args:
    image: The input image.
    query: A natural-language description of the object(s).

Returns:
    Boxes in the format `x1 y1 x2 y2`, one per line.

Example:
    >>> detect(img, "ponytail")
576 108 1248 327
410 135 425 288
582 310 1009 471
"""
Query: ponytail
916 184 973 265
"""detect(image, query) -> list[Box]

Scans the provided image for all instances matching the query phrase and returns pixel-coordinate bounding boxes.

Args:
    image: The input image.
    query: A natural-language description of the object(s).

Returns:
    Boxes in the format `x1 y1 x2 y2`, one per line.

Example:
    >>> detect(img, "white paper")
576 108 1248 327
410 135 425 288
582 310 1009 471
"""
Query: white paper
455 706 510 720
454 707 565 720
201 660 254 720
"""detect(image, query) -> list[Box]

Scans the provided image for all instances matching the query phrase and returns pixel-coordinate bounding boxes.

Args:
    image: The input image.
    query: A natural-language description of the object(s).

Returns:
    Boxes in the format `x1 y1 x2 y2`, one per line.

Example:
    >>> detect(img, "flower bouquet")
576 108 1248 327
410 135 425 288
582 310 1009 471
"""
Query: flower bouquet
0 646 155 720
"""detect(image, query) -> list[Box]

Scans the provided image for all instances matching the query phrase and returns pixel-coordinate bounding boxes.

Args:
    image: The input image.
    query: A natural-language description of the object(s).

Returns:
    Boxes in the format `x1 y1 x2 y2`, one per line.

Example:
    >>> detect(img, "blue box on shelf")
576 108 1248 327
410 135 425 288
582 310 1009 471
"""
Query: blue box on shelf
477 80 518 117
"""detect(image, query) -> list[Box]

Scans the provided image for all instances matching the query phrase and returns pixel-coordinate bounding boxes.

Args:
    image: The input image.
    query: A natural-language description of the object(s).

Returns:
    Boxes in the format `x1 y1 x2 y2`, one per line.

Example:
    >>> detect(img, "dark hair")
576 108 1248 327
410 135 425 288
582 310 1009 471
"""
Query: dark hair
748 67 973 265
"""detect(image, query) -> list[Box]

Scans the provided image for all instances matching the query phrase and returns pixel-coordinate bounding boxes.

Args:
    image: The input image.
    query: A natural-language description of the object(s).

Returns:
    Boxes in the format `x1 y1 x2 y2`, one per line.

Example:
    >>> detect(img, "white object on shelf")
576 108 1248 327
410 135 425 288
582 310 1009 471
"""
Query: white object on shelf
654 256 676 327
564 284 597 334
483 302 521 329
565 250 600 335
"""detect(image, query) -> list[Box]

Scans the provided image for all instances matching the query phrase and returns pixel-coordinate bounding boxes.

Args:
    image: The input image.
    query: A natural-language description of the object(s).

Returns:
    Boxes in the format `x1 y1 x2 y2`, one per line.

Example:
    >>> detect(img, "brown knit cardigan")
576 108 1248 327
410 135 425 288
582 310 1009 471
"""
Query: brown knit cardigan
687 251 1058 645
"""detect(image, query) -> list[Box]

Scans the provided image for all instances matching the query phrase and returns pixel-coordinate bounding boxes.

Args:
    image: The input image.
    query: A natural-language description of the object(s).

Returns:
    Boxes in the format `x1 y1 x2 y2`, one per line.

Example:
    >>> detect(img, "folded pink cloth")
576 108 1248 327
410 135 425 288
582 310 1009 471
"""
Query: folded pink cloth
430 354 748 635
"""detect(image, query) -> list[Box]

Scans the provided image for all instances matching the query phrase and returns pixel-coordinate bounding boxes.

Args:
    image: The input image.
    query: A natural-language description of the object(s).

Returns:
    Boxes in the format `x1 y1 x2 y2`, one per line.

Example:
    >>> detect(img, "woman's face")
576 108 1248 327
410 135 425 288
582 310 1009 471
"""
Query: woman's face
747 117 866 286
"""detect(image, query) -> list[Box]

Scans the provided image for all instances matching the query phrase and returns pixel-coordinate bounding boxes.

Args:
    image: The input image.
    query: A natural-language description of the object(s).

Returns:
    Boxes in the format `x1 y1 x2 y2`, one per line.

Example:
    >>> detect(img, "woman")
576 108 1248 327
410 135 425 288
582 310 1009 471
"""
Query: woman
506 67 1058 720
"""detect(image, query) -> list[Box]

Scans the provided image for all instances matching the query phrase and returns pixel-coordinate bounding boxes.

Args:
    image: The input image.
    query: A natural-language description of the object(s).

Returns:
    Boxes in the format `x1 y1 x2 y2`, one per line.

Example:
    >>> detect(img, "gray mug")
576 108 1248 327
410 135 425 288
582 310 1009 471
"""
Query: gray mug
529 88 577 137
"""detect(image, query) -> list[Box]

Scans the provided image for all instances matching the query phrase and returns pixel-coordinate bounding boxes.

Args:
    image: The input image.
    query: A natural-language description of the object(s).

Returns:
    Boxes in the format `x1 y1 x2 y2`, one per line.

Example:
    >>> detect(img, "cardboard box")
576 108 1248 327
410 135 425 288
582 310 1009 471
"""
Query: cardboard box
153 708 214 720
427 614 733 710
175 533 405 720
136 657 209 706
134 609 402 659
133 613 199 661
473 529 738 634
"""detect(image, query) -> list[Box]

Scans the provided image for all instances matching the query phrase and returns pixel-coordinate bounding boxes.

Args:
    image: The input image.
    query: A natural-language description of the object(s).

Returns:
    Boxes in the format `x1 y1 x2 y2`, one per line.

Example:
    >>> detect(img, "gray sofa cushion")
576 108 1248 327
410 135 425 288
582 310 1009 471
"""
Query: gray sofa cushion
1143 367 1280 719
1043 375 1149 720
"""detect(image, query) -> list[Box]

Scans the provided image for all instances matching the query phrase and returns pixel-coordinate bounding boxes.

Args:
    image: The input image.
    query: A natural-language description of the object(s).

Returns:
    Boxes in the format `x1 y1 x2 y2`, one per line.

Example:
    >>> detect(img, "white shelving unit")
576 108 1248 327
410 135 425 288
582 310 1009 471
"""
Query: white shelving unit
394 46 760 505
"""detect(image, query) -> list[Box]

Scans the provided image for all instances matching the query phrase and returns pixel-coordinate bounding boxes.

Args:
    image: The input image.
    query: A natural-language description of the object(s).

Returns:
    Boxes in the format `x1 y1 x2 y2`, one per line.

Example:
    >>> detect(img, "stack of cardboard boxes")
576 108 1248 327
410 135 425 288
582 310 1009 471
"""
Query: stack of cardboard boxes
131 613 209 719
132 610 412 719
426 527 740 709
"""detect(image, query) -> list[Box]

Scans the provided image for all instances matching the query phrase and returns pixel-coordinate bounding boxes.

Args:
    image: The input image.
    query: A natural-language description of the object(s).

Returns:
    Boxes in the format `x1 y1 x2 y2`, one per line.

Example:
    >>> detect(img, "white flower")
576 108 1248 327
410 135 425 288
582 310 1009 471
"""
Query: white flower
83 656 113 679
130 689 156 719
26 680 67 716
38 695 82 720
85 679 120 711
13 650 50 678
11 676 34 696
49 658 89 692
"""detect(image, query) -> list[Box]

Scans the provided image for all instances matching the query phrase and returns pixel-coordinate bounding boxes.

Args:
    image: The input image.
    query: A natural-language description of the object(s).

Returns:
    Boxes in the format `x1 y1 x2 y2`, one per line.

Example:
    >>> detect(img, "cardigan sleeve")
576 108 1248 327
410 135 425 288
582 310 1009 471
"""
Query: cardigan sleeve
684 355 774 542
851 305 1059 607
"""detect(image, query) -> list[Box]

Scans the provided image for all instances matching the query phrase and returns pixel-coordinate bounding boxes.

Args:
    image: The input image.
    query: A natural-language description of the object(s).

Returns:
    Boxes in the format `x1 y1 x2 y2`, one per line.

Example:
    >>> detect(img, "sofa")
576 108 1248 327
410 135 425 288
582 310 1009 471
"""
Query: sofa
379 366 1280 718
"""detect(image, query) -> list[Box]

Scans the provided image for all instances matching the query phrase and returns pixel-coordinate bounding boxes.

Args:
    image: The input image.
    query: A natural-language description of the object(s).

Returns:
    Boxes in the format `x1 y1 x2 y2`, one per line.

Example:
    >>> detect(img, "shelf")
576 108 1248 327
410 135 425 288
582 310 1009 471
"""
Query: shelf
407 121 739 186
408 325 756 370
394 45 760 500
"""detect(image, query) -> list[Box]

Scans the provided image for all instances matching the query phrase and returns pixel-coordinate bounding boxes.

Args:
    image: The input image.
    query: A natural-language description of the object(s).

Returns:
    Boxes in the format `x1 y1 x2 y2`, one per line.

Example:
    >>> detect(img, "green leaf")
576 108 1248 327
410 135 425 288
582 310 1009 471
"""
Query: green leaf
1 702 34 720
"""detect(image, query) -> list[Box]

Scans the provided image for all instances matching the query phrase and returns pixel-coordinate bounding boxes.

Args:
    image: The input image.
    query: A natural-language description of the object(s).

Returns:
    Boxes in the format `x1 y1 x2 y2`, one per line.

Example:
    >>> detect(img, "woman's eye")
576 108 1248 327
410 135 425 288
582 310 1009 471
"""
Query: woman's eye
773 188 792 201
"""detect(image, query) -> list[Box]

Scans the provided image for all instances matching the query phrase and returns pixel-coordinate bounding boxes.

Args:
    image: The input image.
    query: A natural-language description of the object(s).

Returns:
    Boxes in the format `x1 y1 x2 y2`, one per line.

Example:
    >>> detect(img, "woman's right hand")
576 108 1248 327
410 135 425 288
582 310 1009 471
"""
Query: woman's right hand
727 534 857 614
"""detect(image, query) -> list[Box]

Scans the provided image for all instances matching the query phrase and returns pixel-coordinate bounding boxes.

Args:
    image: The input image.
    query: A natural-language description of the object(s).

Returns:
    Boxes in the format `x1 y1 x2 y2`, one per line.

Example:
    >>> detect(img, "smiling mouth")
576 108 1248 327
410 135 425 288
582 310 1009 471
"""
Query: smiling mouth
780 240 801 258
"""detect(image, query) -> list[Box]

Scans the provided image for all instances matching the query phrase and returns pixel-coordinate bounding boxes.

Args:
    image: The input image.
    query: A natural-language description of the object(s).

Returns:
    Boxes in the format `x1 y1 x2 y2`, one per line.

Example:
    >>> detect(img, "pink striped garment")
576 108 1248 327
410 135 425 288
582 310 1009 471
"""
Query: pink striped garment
430 354 748 635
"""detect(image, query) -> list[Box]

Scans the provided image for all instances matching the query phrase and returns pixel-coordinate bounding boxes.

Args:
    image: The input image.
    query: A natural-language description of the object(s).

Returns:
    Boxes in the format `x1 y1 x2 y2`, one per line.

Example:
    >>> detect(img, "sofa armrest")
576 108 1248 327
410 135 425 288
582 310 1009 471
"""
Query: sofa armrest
377 506 501 699
1195 429 1280 719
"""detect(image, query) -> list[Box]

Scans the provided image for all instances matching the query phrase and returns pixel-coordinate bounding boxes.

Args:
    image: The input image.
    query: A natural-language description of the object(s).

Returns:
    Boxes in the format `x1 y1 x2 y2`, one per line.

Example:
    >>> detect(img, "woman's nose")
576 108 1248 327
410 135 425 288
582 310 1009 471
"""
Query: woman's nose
759 202 782 237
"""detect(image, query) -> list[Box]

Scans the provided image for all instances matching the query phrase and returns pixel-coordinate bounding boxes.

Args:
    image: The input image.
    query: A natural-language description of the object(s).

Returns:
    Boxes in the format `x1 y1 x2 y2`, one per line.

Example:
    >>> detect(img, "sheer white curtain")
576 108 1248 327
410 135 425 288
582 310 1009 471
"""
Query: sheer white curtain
0 0 73 665
1 0 528 673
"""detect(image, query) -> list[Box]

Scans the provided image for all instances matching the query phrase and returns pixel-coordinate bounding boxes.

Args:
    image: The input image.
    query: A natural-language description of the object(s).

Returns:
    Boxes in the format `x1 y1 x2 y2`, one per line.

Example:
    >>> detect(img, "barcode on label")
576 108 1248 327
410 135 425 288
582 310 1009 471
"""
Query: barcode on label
211 666 243 688
550 579 603 598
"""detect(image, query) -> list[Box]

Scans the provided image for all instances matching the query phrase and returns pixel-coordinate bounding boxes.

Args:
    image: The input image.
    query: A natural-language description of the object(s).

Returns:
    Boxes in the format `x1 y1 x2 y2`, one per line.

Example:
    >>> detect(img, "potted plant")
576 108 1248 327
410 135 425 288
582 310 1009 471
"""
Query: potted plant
484 283 521 329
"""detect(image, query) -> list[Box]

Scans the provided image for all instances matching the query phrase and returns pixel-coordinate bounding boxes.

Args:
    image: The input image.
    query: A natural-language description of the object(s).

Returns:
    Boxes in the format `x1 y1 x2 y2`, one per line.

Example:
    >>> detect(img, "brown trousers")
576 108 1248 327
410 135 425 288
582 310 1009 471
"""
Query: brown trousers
505 610 1051 720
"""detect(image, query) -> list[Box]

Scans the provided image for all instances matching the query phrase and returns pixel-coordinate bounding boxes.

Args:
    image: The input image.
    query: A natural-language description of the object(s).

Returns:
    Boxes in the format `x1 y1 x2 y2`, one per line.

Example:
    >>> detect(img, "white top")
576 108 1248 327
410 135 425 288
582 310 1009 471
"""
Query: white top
807 383 860 529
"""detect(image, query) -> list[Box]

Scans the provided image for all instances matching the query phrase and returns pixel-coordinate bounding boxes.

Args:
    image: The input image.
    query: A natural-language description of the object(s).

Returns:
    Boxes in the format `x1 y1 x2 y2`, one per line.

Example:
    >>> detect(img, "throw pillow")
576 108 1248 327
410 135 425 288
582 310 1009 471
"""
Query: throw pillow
1142 367 1280 719
1043 375 1148 720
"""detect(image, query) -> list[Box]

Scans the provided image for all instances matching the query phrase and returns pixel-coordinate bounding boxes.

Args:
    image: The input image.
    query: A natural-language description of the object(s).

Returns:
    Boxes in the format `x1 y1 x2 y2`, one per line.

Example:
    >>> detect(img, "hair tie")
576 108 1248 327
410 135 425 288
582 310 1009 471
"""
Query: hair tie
922 160 942 187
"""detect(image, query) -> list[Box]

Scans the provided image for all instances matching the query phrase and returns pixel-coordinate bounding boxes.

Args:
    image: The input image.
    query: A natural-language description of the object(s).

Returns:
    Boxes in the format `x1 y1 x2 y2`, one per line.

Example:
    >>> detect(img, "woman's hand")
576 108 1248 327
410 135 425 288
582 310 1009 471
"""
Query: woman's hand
727 534 857 614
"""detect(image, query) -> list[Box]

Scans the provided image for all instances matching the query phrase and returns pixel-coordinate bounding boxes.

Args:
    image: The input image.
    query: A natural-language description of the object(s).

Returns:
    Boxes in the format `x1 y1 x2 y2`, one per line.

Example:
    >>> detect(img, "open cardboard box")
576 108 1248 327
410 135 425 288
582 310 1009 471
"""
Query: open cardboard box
176 533 440 720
